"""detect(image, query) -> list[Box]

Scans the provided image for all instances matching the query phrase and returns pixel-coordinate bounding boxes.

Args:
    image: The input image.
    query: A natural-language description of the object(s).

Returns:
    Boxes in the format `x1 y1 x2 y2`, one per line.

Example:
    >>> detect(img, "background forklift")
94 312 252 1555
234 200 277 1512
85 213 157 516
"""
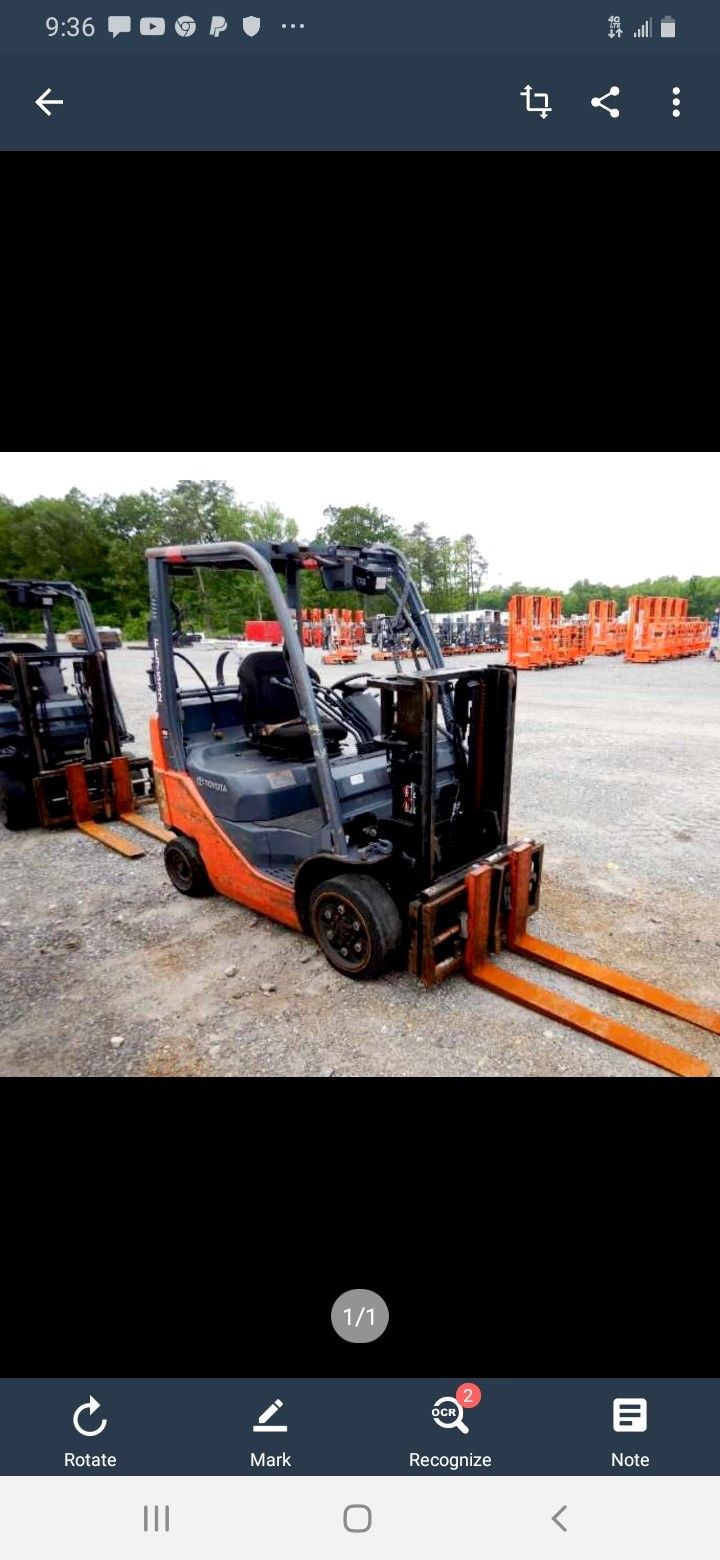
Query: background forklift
0 578 166 855
147 540 719 1077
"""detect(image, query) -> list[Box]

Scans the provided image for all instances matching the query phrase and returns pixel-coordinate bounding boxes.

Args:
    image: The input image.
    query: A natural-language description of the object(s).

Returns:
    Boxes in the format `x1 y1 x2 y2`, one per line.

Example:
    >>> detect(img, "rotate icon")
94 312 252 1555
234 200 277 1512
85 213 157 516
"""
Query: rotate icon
73 1396 108 1437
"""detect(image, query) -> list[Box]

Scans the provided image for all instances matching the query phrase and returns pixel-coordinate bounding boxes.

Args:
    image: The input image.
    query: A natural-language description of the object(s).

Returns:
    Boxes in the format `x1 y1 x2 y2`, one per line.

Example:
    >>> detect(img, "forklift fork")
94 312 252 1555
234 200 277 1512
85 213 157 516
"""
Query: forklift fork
464 844 714 1078
43 758 174 857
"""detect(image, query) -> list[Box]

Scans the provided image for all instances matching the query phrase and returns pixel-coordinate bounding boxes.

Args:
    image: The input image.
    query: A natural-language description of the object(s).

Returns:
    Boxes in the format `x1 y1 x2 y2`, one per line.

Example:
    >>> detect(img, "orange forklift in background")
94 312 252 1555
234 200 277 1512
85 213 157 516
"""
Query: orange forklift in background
0 577 168 856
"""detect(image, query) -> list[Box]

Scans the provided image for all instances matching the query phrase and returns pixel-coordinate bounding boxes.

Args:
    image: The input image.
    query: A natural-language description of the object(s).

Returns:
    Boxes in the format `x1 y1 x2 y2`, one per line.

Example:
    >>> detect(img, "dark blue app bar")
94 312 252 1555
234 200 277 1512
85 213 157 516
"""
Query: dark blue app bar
0 55 714 148
0 0 715 147
0 1379 717 1473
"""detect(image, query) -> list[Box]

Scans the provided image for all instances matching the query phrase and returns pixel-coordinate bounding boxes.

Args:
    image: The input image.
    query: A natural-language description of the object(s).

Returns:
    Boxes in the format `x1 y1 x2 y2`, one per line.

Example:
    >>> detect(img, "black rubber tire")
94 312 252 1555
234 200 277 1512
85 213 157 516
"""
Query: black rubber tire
163 834 215 896
0 773 37 831
308 872 403 979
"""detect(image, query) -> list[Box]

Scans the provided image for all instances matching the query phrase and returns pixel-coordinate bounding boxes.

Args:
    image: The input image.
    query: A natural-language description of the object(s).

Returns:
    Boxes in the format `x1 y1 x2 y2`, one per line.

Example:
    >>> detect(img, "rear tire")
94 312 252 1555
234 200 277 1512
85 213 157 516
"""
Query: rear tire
308 872 402 979
0 773 37 831
164 834 215 896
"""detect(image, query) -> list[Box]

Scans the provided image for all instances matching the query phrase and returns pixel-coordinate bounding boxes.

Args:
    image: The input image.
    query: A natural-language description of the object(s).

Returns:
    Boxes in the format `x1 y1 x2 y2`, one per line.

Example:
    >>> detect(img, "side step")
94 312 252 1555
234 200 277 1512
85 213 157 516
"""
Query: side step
463 848 713 1078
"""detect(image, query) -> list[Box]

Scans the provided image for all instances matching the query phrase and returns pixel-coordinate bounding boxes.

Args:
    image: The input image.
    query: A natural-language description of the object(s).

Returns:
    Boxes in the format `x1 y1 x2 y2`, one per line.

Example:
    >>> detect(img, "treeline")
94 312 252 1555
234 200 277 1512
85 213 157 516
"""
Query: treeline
0 482 717 635
0 485 489 634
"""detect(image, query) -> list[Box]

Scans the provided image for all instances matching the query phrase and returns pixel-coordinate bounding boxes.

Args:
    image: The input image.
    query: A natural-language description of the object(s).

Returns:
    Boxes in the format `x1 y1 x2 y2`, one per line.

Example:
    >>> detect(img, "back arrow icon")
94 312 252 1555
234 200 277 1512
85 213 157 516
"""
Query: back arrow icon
36 88 64 117
73 1396 108 1436
552 1507 568 1532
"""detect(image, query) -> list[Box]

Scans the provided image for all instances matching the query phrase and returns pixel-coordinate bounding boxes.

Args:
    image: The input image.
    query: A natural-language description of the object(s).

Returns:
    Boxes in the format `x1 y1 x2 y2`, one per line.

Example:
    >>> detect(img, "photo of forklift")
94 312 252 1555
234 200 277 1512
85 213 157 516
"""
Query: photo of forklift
147 540 530 981
0 578 162 854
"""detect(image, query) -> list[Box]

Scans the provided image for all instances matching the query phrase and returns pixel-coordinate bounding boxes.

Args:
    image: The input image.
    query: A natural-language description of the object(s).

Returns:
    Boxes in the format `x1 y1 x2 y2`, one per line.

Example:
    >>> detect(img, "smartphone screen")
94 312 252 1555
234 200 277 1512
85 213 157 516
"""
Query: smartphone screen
0 453 716 1532
0 0 709 148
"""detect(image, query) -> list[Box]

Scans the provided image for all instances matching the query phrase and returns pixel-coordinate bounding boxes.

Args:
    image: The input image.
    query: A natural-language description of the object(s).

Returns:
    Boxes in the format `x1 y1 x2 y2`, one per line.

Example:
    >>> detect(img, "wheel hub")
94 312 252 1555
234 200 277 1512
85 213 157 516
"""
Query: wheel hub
317 897 370 970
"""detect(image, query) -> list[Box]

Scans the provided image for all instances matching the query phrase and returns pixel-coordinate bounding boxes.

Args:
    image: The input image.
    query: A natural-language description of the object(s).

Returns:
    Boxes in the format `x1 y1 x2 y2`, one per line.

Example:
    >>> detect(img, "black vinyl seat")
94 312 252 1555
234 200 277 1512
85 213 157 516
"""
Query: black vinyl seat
0 643 68 700
237 650 345 761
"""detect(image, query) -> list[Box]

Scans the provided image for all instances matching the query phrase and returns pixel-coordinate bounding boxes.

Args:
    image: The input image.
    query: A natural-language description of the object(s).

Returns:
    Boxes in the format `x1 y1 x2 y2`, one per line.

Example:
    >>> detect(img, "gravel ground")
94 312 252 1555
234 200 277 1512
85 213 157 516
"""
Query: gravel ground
1 641 719 1078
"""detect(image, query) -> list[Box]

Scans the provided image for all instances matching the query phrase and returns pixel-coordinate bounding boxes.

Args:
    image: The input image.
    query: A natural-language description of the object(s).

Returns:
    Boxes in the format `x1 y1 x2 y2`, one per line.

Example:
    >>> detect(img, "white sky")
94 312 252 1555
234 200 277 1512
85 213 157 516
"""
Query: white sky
1 451 716 587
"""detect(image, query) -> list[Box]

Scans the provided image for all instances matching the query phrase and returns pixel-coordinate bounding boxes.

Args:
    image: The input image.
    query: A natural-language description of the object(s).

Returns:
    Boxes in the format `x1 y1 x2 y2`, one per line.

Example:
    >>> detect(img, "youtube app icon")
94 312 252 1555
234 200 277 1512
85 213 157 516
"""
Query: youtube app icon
140 16 166 32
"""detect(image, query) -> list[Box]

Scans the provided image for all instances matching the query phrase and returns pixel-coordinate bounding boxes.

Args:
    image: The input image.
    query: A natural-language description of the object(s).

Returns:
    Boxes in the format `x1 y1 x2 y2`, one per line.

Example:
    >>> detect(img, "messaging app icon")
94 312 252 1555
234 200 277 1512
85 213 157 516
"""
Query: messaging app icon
108 14 131 35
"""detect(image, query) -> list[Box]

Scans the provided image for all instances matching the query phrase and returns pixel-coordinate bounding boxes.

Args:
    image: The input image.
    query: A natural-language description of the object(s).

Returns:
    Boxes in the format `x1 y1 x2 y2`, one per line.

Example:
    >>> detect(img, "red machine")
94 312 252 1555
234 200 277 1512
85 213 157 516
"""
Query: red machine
587 599 627 655
321 608 358 666
625 597 711 662
245 620 282 645
508 596 589 670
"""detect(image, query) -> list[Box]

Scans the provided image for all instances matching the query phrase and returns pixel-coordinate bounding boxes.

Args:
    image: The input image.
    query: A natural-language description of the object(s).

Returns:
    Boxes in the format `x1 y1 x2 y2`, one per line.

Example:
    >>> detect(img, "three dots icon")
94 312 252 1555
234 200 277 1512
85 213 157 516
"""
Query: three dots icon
672 86 680 116
281 20 305 26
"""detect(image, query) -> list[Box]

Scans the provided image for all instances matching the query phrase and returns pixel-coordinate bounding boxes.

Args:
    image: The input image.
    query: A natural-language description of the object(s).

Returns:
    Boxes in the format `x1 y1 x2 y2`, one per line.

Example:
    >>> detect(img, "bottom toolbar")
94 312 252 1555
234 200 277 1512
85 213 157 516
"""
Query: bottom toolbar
0 54 716 147
1 1478 719 1559
0 1381 716 1477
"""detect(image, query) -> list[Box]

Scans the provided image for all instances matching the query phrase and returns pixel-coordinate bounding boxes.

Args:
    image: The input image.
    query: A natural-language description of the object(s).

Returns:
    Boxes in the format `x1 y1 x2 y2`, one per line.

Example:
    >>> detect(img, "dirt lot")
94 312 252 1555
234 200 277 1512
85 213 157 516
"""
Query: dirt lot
1 643 719 1078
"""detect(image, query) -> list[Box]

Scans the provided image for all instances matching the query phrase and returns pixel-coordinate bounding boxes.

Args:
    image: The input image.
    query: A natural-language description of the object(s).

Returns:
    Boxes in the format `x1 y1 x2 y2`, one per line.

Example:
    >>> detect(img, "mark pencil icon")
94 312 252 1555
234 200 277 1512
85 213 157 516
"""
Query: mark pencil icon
253 1399 288 1432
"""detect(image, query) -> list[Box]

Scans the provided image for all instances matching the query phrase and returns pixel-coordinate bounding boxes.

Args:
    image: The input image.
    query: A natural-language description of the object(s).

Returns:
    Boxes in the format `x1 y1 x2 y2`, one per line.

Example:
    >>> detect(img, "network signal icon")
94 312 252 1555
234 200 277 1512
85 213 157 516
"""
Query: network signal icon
633 16 652 35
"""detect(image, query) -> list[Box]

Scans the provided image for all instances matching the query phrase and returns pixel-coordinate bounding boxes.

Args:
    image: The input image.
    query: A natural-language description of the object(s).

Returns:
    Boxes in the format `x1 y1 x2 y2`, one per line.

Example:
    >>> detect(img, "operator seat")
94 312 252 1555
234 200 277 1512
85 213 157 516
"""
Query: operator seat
238 650 346 761
0 642 67 700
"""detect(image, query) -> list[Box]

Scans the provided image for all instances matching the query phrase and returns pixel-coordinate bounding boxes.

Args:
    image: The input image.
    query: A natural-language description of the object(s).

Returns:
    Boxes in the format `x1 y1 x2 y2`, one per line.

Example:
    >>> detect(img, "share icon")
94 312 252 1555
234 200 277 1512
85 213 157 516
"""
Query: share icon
591 85 621 116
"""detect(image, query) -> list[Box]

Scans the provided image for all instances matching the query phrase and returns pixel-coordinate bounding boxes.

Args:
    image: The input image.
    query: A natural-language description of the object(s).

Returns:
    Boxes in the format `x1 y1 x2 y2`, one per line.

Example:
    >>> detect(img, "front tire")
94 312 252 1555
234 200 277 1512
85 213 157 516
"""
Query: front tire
0 773 37 831
308 872 402 979
163 834 215 896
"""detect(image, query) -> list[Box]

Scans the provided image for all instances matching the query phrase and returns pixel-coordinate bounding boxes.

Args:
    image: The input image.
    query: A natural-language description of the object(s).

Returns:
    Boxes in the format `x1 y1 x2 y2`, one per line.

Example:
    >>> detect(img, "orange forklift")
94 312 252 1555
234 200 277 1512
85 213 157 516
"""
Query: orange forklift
146 541 718 1076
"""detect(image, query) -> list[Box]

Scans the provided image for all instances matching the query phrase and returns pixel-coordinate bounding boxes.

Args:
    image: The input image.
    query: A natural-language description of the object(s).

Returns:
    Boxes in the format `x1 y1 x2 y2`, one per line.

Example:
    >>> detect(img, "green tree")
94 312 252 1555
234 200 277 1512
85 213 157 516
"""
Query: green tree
165 479 236 543
430 535 457 610
475 585 508 609
564 579 615 615
686 574 720 617
317 504 404 549
453 534 488 610
404 520 439 597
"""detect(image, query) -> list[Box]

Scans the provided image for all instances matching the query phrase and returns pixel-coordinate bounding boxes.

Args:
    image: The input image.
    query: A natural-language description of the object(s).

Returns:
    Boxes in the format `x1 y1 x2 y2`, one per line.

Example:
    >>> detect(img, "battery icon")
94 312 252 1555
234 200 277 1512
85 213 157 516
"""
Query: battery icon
660 15 676 35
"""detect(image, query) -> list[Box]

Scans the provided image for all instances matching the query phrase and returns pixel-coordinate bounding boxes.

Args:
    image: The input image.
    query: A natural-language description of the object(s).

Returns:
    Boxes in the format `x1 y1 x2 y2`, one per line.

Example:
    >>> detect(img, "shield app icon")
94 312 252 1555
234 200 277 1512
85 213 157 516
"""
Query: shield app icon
243 14 260 33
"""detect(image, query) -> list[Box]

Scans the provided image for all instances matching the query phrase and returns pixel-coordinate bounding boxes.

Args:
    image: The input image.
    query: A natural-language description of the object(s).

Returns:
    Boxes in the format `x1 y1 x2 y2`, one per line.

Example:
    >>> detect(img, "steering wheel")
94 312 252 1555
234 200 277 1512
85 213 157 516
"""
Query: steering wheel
324 672 377 697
